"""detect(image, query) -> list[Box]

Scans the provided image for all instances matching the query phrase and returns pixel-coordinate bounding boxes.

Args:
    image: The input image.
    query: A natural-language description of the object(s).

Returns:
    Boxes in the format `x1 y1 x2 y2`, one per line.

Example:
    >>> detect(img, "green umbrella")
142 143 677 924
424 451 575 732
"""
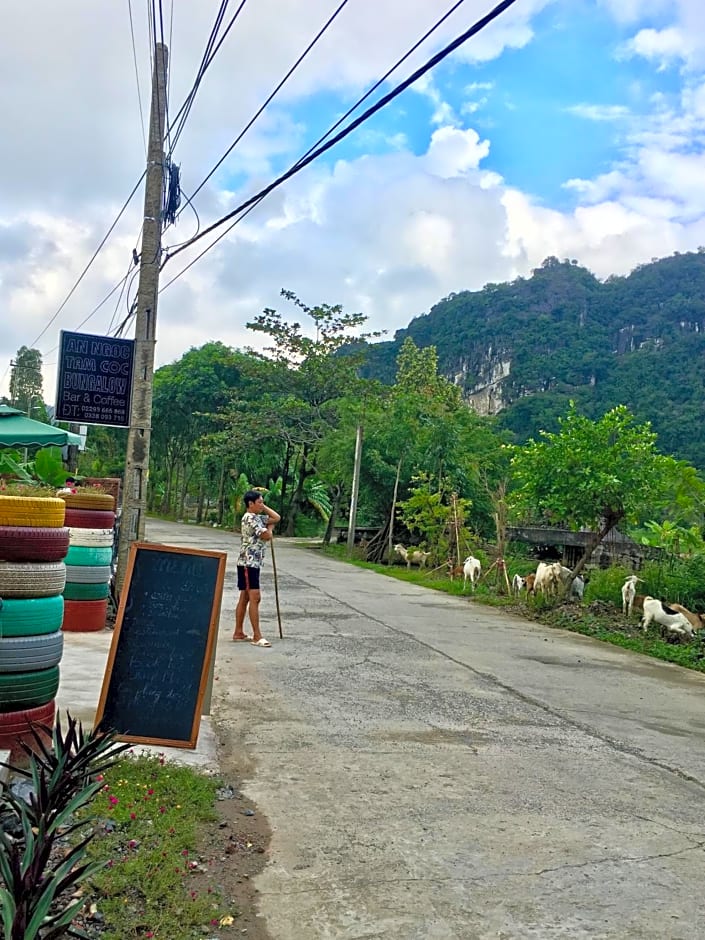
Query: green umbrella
0 404 82 448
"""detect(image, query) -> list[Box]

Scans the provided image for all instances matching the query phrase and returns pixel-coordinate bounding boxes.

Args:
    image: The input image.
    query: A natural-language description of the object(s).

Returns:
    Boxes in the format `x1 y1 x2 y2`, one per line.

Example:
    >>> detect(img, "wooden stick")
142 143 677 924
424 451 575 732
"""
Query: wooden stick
269 535 284 639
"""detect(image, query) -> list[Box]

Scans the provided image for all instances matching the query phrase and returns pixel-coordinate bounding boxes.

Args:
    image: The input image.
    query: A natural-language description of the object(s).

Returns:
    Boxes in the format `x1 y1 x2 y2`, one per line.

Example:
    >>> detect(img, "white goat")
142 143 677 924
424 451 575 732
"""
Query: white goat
511 573 526 596
394 543 431 569
641 597 695 637
534 562 562 596
462 555 481 592
570 574 585 602
622 575 644 616
665 603 705 633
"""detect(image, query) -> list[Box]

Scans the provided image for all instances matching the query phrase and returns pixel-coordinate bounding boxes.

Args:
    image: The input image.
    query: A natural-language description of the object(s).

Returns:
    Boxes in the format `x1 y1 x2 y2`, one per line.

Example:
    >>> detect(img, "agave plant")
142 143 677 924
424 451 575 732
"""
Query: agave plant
0 713 129 940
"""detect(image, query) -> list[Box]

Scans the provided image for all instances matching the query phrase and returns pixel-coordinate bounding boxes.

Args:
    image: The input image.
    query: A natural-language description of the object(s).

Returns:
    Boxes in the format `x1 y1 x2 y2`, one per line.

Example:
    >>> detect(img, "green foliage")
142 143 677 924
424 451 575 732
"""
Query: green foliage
79 754 229 940
396 474 474 563
509 403 678 535
0 713 129 940
9 347 45 421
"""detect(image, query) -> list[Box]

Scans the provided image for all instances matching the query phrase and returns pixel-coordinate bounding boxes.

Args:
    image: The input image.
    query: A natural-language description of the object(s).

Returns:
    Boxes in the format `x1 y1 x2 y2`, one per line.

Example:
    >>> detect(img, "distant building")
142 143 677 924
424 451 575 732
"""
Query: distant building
507 525 652 569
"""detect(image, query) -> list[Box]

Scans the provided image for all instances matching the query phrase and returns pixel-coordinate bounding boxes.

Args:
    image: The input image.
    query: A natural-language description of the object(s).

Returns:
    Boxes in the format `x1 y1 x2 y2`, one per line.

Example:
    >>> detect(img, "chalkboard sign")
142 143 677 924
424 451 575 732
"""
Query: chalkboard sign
95 543 227 748
55 330 134 426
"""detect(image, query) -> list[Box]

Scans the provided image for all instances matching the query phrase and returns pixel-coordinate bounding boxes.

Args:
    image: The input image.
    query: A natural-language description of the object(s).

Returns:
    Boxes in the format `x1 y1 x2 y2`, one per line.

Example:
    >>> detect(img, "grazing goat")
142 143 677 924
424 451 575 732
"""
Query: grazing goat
394 543 431 569
534 562 563 596
524 572 536 594
621 575 643 617
665 603 705 633
570 574 585 602
462 555 482 592
641 597 695 637
511 573 526 596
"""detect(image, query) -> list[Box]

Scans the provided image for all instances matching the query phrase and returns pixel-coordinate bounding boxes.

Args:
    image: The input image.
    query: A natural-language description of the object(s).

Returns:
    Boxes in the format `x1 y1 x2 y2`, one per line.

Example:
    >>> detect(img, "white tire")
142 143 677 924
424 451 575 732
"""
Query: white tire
68 527 115 548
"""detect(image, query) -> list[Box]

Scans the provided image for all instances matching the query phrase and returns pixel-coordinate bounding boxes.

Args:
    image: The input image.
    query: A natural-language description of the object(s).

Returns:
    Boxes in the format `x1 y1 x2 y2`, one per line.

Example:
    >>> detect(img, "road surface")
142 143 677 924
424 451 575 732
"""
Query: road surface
149 520 705 940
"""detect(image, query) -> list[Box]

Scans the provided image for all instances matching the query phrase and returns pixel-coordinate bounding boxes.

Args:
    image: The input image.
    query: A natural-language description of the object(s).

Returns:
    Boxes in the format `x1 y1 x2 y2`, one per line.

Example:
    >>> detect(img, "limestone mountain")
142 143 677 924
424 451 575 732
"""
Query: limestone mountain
361 251 705 468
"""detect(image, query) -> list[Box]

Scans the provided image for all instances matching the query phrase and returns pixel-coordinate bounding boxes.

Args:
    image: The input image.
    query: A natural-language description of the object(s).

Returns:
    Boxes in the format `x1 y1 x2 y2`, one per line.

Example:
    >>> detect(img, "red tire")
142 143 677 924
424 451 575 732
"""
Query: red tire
0 526 70 562
63 508 116 529
0 699 55 756
62 598 109 632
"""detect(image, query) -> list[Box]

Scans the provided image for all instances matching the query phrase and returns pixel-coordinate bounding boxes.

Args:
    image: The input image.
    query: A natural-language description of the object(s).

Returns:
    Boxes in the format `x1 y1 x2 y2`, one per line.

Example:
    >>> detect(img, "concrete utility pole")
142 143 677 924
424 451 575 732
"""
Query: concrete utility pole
116 43 168 591
346 424 364 551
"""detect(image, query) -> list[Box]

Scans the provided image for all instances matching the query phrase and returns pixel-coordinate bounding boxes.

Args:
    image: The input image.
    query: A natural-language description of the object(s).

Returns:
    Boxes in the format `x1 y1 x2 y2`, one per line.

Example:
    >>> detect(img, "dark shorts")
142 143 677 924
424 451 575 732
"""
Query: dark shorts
237 565 261 591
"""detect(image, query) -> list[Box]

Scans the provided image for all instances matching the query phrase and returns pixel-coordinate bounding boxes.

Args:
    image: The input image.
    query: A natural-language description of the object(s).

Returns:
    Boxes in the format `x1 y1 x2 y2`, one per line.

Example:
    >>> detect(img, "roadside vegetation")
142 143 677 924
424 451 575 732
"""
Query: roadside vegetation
321 544 705 674
0 717 236 940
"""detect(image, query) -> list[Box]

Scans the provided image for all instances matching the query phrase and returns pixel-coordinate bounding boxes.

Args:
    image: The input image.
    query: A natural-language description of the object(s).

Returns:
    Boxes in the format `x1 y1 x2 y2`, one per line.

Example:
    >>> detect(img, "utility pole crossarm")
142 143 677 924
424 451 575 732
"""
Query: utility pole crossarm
116 42 168 591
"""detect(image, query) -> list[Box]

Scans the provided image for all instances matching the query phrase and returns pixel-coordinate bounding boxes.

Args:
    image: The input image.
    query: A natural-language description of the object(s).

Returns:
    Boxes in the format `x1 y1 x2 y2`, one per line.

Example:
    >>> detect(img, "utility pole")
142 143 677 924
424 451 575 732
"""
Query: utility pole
346 424 364 551
116 43 168 591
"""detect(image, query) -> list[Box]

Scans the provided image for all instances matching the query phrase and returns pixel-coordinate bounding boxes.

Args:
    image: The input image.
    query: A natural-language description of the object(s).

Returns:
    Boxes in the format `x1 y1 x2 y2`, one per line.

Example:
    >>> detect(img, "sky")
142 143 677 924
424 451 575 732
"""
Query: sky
1 0 705 404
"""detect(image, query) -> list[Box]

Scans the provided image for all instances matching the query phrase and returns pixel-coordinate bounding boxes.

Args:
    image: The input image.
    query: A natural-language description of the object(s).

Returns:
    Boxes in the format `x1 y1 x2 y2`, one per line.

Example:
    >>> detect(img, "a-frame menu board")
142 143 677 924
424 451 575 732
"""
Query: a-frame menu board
95 543 226 748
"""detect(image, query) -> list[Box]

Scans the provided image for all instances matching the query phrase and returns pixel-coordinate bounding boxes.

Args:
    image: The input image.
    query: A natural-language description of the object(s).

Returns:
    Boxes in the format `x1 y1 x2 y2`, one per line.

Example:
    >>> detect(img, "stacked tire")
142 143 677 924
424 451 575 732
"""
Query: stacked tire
60 491 116 633
0 496 68 754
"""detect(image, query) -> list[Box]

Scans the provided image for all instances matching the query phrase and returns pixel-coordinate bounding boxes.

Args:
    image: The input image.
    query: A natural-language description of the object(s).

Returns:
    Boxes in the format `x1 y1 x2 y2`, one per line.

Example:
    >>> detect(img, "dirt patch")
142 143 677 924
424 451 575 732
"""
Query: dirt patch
190 780 272 939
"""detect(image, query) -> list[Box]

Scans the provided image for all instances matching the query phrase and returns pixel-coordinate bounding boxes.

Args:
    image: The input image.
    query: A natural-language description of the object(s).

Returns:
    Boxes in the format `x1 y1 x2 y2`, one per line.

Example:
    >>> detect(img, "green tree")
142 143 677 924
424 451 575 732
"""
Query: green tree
9 346 45 419
508 403 694 577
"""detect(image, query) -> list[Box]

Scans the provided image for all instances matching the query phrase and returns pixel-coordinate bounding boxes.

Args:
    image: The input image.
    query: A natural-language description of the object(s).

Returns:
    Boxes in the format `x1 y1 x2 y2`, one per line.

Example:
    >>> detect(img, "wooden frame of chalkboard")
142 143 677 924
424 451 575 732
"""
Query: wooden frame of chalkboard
95 543 227 748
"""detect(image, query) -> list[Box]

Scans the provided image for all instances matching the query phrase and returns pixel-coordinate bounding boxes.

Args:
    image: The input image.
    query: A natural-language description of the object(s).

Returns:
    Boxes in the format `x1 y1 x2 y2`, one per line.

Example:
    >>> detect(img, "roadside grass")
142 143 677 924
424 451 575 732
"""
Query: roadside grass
77 753 235 939
320 544 705 673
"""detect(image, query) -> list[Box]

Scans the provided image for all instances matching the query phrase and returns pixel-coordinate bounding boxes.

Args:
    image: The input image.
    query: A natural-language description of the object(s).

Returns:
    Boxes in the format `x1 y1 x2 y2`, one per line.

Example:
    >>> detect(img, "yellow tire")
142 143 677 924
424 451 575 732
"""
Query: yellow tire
59 492 116 512
0 497 66 528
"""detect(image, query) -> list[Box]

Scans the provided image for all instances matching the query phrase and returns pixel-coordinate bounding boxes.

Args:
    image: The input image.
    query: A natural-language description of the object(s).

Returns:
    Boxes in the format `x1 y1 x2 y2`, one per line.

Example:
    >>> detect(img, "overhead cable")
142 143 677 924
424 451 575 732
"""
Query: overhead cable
29 170 147 347
165 0 518 265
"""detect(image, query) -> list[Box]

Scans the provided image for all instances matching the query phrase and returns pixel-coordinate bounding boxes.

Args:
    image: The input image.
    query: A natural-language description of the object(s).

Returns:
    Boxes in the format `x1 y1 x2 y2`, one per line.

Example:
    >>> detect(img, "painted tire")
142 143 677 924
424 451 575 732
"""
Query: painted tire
64 565 111 584
65 545 113 567
0 596 64 637
0 632 63 673
0 526 70 562
63 580 110 601
0 561 66 598
0 667 60 710
64 508 116 529
60 492 115 512
62 599 108 633
0 497 66 528
0 700 55 752
68 528 114 548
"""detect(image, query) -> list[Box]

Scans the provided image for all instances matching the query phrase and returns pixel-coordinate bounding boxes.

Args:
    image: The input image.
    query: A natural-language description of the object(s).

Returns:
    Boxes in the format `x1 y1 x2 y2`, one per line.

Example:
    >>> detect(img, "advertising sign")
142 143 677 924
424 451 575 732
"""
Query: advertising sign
55 330 134 427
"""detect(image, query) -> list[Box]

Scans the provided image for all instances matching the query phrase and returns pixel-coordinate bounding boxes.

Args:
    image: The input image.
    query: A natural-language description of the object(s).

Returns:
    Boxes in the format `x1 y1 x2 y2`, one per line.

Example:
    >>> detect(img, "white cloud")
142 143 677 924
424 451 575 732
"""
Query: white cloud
566 104 631 121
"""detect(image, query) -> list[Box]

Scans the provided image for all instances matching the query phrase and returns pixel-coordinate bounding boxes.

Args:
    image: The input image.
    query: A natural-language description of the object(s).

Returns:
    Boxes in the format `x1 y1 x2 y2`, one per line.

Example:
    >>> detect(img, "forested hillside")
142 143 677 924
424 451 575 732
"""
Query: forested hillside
360 251 705 468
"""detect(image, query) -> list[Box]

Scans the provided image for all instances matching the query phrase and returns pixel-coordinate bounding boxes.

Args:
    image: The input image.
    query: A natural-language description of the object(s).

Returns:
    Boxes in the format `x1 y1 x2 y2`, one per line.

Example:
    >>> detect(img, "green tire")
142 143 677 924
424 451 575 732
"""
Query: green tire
65 545 113 567
0 596 64 637
63 581 110 601
0 666 60 711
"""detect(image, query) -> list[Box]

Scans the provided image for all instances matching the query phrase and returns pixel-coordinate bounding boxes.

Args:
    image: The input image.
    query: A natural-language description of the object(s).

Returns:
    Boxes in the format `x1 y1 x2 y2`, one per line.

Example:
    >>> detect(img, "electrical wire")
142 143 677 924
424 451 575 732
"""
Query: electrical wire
28 170 147 348
128 0 148 157
168 0 250 157
182 0 352 211
165 0 518 267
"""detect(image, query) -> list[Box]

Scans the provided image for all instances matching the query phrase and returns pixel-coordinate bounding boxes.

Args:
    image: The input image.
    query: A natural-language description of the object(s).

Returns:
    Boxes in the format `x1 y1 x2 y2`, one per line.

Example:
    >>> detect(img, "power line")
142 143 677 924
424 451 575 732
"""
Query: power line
182 0 352 209
127 0 148 157
166 0 518 267
28 170 147 348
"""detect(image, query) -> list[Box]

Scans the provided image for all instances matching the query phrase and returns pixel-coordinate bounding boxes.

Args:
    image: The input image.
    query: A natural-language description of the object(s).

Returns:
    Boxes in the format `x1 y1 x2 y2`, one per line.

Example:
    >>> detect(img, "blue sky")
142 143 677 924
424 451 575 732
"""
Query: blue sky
1 0 705 393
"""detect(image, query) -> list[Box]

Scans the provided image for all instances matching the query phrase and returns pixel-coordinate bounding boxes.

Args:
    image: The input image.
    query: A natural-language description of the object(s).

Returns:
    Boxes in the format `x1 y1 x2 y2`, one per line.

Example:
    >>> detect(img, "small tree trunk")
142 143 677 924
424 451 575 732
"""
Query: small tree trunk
323 483 343 546
387 456 403 564
216 460 226 525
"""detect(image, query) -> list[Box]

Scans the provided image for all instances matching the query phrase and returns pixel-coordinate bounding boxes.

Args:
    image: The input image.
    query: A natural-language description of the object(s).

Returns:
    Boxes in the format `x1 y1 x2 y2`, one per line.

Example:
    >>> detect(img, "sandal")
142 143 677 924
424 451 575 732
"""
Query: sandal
232 635 252 642
251 638 271 647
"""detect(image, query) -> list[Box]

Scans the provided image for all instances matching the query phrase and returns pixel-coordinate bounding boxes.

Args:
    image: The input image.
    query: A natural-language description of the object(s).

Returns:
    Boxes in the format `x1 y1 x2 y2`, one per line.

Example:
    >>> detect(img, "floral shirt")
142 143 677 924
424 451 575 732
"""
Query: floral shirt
237 512 268 568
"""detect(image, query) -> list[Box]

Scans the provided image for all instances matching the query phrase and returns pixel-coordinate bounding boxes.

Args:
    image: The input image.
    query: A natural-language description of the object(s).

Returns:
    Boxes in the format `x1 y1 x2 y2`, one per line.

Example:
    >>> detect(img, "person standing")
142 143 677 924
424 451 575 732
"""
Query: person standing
233 490 281 647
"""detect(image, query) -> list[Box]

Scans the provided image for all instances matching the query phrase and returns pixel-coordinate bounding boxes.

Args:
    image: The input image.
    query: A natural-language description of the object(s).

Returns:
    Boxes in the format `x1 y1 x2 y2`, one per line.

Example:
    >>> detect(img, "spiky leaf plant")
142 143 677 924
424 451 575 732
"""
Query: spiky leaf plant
0 712 129 940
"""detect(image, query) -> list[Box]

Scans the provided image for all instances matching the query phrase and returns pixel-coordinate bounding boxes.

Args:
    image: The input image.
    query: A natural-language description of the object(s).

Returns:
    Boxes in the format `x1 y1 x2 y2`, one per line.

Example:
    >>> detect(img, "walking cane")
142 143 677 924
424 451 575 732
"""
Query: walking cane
270 535 284 639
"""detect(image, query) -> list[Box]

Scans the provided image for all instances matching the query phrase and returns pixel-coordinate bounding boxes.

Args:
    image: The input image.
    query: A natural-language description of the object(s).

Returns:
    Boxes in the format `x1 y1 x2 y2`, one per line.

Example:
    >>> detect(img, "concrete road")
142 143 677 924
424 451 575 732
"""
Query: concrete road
151 521 705 939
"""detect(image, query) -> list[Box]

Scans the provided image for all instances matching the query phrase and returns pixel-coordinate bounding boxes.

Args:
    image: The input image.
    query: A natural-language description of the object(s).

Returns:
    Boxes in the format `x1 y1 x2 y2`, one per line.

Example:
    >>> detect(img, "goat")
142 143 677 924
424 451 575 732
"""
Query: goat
462 555 481 592
524 572 536 594
534 562 563 596
511 573 526 596
621 575 643 617
641 597 695 637
570 574 585 602
665 603 705 633
393 543 431 569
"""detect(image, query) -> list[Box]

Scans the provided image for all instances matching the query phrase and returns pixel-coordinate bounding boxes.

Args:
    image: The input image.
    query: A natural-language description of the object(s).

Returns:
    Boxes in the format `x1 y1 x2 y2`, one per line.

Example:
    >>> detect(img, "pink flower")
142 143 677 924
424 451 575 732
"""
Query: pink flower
130 812 137 820
159 806 166 814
